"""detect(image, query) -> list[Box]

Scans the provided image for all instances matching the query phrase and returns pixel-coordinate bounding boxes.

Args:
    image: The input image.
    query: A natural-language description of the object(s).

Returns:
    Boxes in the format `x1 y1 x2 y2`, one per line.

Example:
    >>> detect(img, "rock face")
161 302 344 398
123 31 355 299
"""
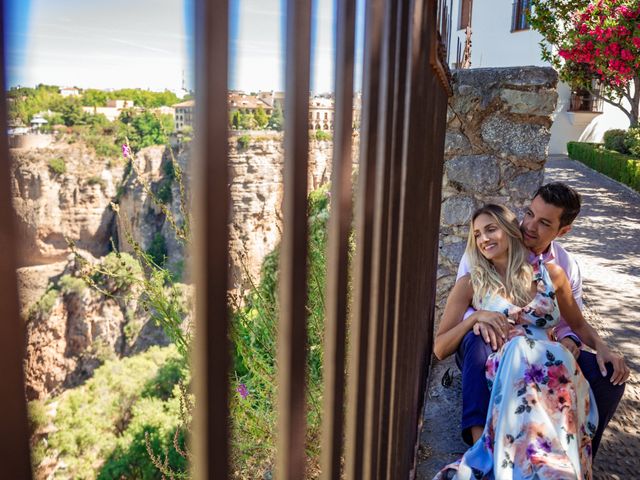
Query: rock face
437 67 558 326
23 256 180 400
228 134 358 292
10 144 123 266
13 134 358 400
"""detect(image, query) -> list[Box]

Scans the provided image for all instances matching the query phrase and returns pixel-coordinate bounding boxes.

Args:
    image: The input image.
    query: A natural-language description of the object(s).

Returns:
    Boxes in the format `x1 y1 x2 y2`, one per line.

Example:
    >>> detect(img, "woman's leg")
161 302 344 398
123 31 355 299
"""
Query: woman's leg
456 330 493 445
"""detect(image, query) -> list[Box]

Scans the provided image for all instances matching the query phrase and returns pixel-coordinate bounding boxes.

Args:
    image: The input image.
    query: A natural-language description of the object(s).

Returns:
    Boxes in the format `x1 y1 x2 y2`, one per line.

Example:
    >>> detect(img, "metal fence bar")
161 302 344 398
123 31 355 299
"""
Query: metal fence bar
320 0 356 477
344 0 385 477
0 2 33 474
191 0 231 478
276 0 312 478
385 0 450 477
361 0 409 477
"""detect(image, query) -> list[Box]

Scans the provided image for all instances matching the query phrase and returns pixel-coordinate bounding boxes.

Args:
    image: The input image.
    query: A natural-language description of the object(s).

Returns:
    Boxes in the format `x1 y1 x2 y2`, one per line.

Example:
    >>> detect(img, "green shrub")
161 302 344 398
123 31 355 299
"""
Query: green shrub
87 176 107 190
237 134 251 150
48 157 66 175
156 180 173 204
29 287 59 319
59 274 87 295
314 129 332 141
624 127 640 157
27 400 48 432
42 346 184 479
603 129 628 154
93 252 144 292
147 233 168 267
567 141 640 192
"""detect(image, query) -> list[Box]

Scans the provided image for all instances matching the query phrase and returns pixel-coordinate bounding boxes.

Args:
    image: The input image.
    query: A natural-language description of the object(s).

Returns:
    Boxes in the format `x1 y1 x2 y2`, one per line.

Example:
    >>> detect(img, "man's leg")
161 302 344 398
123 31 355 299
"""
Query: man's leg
456 330 493 446
577 350 625 458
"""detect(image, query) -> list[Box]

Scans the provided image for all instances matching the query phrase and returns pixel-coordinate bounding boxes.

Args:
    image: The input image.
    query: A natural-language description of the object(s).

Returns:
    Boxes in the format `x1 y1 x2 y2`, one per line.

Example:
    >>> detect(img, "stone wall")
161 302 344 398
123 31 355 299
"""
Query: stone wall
436 67 558 325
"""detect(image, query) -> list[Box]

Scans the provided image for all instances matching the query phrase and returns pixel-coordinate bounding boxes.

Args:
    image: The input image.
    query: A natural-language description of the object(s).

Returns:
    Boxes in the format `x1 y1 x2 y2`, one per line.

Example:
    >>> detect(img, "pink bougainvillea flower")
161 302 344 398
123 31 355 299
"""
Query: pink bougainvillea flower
237 383 249 399
122 144 131 158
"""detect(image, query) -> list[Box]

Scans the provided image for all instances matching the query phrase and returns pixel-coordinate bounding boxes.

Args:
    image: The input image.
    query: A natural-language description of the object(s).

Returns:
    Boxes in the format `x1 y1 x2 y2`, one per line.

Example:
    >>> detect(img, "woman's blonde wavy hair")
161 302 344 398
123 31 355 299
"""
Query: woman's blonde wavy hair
466 204 534 308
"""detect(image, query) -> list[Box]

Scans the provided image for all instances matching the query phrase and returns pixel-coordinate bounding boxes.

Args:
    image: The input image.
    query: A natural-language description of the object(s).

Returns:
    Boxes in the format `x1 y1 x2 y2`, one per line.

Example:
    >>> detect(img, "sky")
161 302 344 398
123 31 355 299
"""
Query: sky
3 0 364 94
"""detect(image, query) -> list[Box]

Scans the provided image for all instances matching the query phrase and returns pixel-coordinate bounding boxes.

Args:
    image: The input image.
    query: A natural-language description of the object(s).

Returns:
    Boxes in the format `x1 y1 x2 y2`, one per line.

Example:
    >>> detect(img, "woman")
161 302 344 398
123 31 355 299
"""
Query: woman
433 204 622 480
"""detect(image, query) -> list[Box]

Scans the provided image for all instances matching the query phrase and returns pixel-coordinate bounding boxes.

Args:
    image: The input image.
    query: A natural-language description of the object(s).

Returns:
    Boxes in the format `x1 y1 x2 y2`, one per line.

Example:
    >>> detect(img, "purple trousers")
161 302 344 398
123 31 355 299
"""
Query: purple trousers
456 330 625 458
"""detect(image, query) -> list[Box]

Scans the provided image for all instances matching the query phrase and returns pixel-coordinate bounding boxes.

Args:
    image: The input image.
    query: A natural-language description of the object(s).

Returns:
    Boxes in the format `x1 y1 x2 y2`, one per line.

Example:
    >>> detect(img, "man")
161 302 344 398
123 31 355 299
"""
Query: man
455 182 629 457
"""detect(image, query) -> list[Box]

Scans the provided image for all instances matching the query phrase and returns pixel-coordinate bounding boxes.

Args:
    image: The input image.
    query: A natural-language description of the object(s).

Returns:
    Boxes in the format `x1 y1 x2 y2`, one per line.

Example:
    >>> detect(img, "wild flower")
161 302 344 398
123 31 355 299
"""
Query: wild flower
236 383 250 400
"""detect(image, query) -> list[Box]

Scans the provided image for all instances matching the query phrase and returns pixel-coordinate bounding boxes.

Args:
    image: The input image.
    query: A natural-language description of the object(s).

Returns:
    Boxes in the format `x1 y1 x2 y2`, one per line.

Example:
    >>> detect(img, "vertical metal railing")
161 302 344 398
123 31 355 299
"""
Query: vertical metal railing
276 0 313 478
0 0 451 478
319 0 356 477
0 1 33 475
191 0 231 478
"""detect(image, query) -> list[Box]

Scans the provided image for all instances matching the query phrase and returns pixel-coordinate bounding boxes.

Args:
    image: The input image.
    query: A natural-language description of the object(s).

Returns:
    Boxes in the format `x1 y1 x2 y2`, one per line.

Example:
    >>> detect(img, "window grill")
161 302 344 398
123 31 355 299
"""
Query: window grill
511 0 531 32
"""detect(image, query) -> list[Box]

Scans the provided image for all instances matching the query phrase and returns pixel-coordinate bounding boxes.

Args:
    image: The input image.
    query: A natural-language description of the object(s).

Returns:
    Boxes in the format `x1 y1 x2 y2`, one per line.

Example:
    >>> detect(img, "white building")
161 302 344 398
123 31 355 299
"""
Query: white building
448 0 631 154
59 87 80 97
173 99 195 131
82 100 136 122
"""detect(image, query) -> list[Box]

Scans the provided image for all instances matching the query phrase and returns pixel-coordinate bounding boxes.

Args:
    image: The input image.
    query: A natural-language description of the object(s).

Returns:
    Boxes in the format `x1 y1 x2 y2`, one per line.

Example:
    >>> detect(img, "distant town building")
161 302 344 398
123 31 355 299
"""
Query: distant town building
59 87 81 97
81 100 136 122
173 99 195 131
309 97 334 131
30 115 48 133
256 91 285 111
106 99 135 109
228 93 273 115
151 106 176 117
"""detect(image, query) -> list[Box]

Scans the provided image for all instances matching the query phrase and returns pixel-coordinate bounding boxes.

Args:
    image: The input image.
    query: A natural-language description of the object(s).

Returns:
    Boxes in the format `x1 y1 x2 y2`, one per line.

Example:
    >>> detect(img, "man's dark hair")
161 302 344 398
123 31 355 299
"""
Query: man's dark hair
533 182 582 228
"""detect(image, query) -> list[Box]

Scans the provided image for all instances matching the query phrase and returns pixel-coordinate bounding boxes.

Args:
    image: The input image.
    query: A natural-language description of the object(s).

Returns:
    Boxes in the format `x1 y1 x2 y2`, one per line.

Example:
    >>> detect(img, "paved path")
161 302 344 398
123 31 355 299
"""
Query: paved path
417 156 640 479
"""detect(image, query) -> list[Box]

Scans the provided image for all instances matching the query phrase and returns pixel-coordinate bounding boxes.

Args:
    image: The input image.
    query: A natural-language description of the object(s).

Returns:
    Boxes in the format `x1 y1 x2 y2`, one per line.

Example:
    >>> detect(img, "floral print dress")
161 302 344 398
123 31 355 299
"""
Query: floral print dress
435 261 598 480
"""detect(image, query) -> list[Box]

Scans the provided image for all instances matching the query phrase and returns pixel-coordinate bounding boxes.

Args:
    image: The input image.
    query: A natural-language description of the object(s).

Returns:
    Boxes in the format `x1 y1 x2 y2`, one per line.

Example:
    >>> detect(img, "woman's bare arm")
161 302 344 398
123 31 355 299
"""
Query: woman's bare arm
433 276 476 360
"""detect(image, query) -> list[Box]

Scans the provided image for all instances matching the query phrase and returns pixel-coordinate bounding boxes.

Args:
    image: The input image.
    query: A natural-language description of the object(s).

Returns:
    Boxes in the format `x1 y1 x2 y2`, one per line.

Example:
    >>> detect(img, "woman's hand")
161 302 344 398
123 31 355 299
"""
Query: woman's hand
596 342 630 386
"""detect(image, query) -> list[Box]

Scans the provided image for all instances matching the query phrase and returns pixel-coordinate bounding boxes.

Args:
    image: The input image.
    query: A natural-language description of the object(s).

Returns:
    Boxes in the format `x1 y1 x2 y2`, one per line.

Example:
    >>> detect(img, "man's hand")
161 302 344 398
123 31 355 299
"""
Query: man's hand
596 345 630 386
470 310 510 341
560 337 581 360
472 322 505 352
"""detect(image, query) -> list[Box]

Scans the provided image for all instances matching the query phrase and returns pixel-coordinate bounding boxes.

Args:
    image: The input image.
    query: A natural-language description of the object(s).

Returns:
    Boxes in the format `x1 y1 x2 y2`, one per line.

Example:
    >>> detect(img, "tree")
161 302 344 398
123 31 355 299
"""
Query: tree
529 0 640 125
238 112 257 130
60 97 86 126
268 105 284 131
117 111 174 152
254 106 268 128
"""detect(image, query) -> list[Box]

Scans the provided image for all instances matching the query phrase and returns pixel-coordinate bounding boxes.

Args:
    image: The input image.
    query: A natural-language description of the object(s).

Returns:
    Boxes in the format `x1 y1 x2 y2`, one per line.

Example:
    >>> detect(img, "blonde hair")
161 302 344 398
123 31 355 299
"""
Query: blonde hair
466 204 533 308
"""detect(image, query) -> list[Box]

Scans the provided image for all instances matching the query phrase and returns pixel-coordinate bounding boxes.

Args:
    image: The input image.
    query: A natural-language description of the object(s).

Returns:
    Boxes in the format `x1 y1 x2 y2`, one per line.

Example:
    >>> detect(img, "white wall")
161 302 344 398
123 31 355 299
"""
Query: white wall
447 0 631 154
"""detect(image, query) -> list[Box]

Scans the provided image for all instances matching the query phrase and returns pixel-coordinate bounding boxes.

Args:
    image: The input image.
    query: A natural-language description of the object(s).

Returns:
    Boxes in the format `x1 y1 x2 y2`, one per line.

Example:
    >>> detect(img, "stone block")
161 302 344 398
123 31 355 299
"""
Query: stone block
445 154 500 193
442 196 476 226
444 131 472 156
440 240 467 265
499 89 558 116
508 169 544 200
481 115 550 160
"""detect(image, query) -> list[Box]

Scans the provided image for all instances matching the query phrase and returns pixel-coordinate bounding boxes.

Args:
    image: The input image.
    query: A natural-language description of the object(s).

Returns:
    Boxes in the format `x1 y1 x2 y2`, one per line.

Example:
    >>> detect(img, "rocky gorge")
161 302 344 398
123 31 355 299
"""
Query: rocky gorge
12 66 558 404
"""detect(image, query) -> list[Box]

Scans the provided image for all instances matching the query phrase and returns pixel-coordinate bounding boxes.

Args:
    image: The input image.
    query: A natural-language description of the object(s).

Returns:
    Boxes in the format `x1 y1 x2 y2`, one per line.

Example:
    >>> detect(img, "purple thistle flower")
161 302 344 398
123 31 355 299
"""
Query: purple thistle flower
536 437 552 453
122 144 130 158
524 364 544 384
526 443 536 458
236 383 249 400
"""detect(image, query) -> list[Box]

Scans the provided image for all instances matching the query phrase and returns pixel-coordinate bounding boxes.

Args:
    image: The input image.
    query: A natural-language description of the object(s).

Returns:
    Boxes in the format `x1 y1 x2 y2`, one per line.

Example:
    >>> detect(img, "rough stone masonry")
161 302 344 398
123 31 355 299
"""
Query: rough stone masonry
435 66 559 327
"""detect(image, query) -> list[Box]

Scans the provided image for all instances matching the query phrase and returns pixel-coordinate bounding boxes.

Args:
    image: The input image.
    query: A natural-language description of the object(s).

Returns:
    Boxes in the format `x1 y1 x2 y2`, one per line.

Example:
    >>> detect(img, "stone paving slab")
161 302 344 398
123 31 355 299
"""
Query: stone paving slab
417 156 640 479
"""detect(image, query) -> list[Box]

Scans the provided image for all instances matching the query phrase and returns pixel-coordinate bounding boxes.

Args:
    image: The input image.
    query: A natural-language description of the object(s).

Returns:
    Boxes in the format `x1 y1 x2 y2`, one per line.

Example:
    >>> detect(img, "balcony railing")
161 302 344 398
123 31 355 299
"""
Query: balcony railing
569 89 604 113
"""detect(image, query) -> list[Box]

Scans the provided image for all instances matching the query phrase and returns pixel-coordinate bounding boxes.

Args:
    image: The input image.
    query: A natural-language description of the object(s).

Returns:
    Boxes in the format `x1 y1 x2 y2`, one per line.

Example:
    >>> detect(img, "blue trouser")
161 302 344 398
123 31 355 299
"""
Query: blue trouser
456 330 625 458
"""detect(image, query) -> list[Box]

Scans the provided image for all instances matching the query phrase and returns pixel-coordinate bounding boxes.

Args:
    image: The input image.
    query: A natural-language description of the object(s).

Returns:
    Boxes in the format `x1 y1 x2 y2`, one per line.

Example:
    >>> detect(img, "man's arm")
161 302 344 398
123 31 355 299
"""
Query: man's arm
553 248 584 345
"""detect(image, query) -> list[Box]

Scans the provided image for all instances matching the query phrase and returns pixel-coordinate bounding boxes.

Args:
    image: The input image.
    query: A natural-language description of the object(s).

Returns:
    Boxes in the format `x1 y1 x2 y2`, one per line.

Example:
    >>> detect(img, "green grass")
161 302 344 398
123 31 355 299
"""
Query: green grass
48 157 66 175
567 141 640 192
